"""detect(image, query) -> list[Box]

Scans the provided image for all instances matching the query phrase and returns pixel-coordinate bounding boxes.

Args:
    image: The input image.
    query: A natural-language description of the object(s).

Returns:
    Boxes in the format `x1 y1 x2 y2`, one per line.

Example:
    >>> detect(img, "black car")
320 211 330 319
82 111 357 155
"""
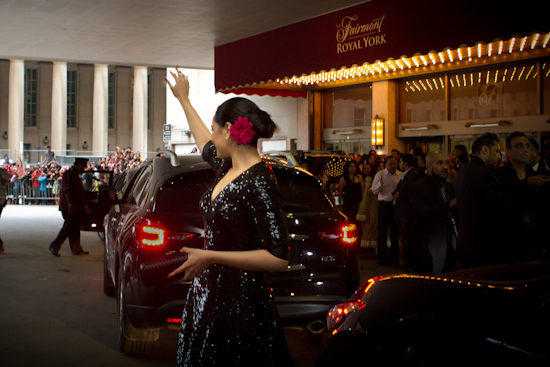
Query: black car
317 262 550 367
101 152 359 354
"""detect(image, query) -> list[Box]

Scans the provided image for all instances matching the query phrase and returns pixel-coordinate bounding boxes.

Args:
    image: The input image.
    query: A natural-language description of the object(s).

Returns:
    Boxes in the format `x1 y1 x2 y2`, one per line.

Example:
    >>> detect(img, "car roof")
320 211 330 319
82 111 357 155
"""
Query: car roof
143 152 313 196
147 154 212 195
442 261 550 284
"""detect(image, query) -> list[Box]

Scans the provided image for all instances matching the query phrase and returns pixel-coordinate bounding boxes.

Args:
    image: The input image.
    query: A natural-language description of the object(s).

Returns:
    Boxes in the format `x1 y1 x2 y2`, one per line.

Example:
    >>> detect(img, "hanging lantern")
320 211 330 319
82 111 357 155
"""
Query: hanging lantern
371 115 384 147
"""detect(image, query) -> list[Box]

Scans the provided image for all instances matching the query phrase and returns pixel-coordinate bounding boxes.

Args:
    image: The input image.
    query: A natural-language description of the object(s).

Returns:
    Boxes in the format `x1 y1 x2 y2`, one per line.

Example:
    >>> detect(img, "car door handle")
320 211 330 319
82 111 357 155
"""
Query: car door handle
285 264 306 271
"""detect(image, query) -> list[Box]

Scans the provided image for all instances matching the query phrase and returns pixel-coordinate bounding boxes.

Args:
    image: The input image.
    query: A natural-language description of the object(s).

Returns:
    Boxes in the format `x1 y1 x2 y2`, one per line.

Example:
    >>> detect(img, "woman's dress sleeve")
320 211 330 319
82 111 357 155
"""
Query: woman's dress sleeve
249 170 289 260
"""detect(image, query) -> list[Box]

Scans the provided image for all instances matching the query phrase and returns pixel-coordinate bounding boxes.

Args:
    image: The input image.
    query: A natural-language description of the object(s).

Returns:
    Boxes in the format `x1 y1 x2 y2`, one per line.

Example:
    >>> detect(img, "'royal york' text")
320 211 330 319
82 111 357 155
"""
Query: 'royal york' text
336 14 387 54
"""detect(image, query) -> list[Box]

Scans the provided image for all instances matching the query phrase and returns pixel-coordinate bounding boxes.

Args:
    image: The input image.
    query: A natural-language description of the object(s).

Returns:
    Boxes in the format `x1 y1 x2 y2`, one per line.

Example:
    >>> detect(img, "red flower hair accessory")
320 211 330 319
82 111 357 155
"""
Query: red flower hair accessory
229 116 256 145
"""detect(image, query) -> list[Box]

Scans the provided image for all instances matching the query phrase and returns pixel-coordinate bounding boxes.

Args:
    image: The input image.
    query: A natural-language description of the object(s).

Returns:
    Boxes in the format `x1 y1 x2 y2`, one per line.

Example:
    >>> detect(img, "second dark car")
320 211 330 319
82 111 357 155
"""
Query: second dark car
317 261 550 367
102 152 359 354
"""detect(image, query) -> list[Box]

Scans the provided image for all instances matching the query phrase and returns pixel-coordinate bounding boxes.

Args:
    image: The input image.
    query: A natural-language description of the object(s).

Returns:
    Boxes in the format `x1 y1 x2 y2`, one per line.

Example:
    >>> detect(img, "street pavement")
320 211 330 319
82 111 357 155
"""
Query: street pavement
0 205 402 367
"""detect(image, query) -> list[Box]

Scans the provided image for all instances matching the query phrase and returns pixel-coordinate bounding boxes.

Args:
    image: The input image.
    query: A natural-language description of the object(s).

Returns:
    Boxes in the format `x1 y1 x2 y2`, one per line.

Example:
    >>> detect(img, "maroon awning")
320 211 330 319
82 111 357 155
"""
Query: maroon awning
218 88 306 98
215 0 548 94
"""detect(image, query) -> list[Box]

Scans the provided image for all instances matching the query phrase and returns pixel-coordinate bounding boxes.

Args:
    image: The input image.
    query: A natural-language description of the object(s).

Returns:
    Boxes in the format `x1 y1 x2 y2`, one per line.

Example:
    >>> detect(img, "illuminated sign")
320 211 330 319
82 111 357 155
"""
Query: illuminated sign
336 14 386 55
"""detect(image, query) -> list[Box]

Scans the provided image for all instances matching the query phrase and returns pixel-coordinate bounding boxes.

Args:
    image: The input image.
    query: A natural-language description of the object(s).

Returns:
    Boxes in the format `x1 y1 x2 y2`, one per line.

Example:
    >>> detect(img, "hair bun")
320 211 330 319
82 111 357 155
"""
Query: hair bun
214 97 277 145
247 110 275 139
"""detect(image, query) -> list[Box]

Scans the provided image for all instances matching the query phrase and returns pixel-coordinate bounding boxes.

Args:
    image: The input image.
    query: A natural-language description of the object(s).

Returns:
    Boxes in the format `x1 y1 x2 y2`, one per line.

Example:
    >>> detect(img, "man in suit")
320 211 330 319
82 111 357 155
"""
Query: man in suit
453 133 507 268
536 143 550 259
49 157 91 257
412 152 457 274
537 143 550 176
394 154 420 269
496 132 550 262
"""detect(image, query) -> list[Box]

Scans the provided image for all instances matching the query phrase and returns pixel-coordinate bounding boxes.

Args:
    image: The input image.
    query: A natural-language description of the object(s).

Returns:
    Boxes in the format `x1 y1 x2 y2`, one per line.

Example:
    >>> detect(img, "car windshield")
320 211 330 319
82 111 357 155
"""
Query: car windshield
273 168 335 213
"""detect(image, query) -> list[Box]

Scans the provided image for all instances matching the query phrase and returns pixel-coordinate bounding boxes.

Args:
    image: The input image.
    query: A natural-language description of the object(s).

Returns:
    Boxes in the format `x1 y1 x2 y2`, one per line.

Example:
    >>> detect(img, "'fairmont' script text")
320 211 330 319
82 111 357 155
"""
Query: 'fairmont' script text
336 15 387 55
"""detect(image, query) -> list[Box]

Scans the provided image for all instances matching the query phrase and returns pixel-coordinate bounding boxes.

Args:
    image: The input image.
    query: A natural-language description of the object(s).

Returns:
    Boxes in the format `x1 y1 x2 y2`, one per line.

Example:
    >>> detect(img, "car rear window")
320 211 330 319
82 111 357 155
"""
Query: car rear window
273 168 335 213
304 155 352 180
155 166 335 214
155 170 215 213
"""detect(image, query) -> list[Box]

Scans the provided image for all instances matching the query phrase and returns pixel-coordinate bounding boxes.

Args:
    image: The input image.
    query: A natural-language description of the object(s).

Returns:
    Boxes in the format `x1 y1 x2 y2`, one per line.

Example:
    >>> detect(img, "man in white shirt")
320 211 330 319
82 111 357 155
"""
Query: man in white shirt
371 156 402 265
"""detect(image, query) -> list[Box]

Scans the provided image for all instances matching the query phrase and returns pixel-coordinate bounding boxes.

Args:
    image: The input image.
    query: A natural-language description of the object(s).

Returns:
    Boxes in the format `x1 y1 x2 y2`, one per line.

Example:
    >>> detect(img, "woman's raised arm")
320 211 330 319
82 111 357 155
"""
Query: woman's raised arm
166 70 212 153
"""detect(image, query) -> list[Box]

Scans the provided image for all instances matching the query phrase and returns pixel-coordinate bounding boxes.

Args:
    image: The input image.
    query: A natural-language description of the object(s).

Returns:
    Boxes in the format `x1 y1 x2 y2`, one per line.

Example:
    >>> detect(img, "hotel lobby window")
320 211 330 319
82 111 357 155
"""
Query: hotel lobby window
67 70 77 128
399 76 446 123
449 61 539 120
323 85 372 128
24 68 38 127
108 72 115 129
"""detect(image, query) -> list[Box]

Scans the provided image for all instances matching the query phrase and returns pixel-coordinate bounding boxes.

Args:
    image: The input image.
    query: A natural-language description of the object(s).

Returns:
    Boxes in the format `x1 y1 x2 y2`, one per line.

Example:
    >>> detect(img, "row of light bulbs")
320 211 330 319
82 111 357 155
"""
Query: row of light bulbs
274 33 550 88
404 63 549 93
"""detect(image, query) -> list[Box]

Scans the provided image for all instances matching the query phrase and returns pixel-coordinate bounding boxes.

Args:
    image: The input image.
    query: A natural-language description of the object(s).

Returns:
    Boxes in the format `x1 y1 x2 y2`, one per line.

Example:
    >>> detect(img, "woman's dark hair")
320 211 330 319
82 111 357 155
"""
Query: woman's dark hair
214 97 276 145
343 160 359 186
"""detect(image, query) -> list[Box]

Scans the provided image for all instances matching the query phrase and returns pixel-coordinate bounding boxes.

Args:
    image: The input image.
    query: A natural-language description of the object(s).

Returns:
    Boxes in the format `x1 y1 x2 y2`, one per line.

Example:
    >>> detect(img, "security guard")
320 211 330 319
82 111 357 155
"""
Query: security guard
48 157 91 256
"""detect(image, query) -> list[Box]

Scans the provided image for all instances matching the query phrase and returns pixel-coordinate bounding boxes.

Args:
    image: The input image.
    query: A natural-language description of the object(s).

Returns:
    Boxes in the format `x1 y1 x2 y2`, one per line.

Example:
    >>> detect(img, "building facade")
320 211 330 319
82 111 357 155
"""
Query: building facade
0 59 166 163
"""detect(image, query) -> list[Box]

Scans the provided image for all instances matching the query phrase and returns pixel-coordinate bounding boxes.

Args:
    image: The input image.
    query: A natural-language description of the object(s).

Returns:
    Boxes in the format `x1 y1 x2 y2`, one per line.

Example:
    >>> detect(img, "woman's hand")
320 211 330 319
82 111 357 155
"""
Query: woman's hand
167 247 212 282
164 68 211 153
165 68 190 102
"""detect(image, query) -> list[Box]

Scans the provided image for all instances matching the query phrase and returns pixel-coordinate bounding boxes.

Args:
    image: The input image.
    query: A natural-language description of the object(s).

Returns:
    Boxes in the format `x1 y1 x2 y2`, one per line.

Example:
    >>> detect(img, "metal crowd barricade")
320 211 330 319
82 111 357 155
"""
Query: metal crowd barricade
7 177 59 205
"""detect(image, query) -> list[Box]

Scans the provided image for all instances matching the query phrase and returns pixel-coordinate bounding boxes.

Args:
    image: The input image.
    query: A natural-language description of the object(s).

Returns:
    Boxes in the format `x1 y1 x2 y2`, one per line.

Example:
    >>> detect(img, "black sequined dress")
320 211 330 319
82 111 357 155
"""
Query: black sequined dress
177 141 294 367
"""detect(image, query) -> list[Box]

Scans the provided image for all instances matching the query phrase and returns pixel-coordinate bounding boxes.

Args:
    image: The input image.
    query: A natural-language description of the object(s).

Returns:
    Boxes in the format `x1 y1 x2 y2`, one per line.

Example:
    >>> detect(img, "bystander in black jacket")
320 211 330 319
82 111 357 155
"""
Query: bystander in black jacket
412 174 456 274
394 167 421 268
536 149 550 259
454 156 509 268
496 163 541 261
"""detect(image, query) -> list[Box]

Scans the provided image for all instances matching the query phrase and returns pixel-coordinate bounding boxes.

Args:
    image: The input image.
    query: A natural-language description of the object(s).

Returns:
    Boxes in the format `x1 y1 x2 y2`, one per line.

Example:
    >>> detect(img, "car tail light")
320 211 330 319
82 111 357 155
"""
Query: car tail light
326 300 365 331
136 219 197 249
137 223 166 247
341 223 358 246
166 317 182 324
326 276 380 333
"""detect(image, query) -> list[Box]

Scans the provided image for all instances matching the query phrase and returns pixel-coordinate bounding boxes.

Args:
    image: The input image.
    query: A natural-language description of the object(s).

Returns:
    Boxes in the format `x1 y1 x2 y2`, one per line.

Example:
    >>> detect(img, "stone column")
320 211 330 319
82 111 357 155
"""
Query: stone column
51 61 67 155
372 80 404 154
8 59 24 159
132 66 148 157
93 64 108 156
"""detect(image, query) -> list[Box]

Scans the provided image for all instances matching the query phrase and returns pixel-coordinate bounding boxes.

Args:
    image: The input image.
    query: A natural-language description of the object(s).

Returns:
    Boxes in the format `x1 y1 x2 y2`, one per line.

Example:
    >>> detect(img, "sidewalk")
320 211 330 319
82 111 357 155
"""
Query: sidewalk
358 247 405 283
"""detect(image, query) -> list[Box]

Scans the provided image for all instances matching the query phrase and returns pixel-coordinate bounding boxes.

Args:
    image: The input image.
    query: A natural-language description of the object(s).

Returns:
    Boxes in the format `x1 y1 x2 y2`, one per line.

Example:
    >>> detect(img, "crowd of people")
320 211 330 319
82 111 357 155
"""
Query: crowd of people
1 145 144 205
330 133 550 274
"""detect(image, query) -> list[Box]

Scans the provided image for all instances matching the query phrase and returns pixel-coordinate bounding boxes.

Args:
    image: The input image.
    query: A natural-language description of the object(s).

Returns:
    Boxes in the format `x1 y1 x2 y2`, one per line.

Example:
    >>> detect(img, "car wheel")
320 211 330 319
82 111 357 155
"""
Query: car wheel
103 248 115 297
117 269 158 355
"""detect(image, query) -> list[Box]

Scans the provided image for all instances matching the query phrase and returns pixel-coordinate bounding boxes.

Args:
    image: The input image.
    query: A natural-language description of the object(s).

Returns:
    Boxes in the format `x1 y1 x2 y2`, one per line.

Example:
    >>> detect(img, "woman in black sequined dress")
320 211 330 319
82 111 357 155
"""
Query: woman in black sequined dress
166 70 294 367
